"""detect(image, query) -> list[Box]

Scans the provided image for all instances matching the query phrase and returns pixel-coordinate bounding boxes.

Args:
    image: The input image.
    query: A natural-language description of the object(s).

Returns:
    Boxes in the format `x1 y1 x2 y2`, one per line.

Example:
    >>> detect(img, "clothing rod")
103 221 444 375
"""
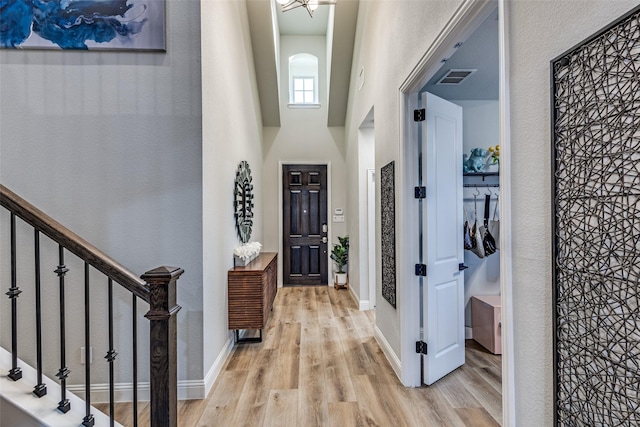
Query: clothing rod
464 184 500 188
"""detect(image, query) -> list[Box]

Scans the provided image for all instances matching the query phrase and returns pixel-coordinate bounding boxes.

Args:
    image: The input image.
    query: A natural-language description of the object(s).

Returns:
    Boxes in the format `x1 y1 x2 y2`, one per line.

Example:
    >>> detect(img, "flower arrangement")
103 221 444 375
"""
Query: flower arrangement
233 241 262 266
488 145 500 165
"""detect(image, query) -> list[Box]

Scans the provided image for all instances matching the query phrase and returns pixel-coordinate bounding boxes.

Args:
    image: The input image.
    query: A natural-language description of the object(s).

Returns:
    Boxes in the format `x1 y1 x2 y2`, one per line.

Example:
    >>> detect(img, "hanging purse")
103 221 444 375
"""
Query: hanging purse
469 194 485 258
463 207 475 250
489 194 500 250
481 194 497 256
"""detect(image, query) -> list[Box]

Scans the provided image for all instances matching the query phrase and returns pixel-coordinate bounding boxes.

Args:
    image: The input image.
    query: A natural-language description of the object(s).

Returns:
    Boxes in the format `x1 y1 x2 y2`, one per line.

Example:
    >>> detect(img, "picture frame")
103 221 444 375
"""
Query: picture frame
380 160 397 308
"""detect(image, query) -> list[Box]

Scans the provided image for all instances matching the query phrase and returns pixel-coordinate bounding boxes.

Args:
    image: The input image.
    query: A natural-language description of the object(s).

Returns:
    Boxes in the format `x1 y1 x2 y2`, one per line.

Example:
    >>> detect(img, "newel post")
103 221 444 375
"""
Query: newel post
141 266 183 427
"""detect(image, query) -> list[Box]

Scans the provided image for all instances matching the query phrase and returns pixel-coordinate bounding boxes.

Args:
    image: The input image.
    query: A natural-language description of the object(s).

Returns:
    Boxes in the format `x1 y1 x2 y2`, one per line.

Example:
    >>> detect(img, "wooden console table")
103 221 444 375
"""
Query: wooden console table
228 252 277 343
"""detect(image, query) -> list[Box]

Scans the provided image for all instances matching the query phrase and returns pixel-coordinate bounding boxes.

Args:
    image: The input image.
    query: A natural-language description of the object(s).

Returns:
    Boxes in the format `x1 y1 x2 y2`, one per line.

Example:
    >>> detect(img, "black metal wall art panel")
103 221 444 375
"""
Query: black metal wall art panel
381 161 396 308
551 6 640 426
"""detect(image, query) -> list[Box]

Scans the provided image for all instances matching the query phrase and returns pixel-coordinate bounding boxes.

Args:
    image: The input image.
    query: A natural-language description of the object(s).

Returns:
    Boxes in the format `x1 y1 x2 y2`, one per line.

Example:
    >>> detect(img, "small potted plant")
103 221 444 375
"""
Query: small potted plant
330 236 349 288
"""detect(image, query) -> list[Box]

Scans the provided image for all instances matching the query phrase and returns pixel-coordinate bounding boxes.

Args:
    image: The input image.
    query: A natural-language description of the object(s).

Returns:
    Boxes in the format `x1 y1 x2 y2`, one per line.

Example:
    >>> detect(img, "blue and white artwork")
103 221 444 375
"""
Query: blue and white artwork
0 0 165 50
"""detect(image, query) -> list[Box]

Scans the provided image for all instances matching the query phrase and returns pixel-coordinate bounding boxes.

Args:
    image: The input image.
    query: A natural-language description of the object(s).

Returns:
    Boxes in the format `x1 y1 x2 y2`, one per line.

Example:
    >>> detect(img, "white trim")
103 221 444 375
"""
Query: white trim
398 90 421 387
69 382 150 402
498 0 516 424
204 334 235 397
398 3 515 418
68 379 204 403
465 326 473 340
347 284 370 310
367 168 376 310
374 325 402 379
278 161 332 287
69 334 236 403
288 103 321 109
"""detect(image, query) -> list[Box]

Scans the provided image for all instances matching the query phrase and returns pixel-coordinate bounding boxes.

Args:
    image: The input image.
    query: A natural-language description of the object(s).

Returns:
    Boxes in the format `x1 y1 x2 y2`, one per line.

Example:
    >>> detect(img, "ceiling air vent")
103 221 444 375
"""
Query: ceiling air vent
436 69 477 85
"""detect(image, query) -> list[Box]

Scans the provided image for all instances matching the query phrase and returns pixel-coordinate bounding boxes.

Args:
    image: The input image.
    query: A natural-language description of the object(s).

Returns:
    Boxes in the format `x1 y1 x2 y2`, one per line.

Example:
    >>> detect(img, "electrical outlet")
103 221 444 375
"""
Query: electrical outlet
80 347 93 364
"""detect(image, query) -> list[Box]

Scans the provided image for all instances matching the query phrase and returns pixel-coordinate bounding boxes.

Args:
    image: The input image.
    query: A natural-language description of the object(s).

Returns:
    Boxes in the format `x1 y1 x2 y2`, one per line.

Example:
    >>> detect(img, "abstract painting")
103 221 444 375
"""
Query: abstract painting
381 161 396 308
551 5 640 426
0 0 165 50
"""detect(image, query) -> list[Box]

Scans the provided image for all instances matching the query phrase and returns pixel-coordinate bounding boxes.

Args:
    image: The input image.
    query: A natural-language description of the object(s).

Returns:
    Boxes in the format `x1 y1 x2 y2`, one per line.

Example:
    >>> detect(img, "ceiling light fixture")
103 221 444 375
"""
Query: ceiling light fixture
276 0 336 18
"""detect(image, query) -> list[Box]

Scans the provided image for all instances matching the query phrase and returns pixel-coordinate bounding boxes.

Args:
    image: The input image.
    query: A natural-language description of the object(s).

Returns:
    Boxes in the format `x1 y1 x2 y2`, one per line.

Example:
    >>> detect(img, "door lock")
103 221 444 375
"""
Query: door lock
322 224 328 233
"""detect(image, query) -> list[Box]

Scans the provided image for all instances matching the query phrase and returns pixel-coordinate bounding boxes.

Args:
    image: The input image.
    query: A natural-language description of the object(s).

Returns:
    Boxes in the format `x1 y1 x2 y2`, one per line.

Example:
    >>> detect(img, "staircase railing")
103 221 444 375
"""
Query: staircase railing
0 184 181 427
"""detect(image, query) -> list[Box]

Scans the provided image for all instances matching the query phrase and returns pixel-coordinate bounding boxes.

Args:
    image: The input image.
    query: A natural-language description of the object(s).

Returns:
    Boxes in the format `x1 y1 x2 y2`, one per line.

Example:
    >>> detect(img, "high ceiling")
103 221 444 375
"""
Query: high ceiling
248 1 497 128
247 0 358 127
276 3 331 35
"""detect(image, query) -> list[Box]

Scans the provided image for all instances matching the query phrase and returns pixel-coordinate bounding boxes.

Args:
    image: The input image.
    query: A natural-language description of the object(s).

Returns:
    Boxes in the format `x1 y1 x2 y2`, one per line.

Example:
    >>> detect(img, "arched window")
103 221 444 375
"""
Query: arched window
289 53 319 105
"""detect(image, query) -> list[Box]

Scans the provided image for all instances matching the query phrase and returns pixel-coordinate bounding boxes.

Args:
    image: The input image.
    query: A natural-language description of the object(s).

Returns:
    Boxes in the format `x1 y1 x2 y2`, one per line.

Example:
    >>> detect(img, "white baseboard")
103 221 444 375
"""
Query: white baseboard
373 325 402 379
204 333 235 397
70 334 236 403
465 326 473 339
70 379 207 402
69 382 151 403
347 286 371 311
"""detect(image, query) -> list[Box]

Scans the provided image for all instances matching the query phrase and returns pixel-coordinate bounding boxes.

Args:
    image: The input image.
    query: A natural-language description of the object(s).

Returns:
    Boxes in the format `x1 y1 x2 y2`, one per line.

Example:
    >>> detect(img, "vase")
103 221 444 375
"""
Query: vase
234 252 259 267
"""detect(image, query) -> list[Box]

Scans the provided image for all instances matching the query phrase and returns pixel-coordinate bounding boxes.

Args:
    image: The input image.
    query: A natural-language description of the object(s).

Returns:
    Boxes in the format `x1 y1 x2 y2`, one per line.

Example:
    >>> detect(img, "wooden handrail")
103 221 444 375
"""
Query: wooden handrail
0 184 149 301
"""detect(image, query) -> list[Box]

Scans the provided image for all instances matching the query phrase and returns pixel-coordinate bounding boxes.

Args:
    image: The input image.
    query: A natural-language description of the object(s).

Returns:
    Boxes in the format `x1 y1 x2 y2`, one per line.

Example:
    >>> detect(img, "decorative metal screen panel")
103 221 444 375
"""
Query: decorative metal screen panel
551 6 640 426
381 161 397 308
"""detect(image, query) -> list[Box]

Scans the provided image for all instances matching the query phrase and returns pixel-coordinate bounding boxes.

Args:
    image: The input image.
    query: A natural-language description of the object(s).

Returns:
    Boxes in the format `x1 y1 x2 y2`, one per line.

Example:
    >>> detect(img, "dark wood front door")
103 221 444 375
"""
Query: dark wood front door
283 165 328 285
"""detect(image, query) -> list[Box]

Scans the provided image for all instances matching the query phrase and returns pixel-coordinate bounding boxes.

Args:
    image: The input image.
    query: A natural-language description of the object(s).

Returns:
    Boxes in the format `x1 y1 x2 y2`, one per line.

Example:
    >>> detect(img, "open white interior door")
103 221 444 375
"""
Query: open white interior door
421 92 465 385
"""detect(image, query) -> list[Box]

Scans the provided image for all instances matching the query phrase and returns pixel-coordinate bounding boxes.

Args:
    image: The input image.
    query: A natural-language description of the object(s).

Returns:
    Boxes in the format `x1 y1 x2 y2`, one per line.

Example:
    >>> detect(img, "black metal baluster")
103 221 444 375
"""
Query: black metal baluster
105 279 117 427
55 245 70 413
82 263 95 427
132 294 138 427
33 230 46 397
7 213 22 381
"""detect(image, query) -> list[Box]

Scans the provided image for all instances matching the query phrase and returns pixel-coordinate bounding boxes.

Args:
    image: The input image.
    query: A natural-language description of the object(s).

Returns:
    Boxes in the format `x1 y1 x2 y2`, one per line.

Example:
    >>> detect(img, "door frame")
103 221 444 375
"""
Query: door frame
367 168 376 310
278 160 332 288
397 0 515 424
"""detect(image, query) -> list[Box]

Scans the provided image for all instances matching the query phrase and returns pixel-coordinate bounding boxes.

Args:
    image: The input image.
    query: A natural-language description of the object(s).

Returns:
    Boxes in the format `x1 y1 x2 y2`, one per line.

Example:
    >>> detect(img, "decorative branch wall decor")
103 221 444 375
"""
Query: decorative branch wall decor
551 5 640 426
234 161 254 244
381 161 396 308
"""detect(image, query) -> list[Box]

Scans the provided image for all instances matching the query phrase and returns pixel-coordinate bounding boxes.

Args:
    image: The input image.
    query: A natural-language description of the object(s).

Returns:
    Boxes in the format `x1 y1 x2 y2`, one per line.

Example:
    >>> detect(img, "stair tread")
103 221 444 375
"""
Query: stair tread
0 348 122 427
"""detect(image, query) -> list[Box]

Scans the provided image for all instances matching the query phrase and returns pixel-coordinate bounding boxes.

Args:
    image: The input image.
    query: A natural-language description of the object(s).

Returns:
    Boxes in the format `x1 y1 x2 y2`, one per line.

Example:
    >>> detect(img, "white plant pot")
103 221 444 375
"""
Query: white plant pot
335 273 348 285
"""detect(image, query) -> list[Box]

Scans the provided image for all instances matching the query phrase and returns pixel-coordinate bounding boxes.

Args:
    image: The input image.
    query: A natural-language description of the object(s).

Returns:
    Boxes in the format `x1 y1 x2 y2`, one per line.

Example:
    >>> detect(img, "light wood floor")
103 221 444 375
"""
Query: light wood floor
97 286 502 426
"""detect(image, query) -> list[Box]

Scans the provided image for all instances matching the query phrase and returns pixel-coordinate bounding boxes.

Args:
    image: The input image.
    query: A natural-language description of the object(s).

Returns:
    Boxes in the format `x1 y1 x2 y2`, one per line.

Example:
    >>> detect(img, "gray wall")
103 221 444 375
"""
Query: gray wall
344 0 640 425
0 0 203 387
201 0 265 385
508 0 639 424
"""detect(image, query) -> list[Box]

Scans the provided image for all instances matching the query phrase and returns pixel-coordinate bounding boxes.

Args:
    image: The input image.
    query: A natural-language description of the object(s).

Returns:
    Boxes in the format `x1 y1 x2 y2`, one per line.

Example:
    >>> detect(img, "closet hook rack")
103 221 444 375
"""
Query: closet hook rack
463 184 500 188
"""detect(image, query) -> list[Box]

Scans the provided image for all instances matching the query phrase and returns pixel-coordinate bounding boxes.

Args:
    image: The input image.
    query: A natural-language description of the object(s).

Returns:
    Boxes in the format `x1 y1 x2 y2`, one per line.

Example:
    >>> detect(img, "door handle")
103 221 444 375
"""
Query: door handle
322 237 328 244
458 263 469 271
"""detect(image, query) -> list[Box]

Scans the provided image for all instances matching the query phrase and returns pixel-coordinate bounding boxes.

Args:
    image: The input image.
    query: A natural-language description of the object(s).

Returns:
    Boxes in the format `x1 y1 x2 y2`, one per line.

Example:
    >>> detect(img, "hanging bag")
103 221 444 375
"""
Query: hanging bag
463 207 475 250
489 194 500 250
481 194 497 256
469 193 485 258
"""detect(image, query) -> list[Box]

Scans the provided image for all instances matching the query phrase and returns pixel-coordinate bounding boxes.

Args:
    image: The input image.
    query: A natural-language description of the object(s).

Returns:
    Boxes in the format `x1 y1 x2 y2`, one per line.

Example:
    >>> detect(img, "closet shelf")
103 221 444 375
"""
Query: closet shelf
464 172 499 181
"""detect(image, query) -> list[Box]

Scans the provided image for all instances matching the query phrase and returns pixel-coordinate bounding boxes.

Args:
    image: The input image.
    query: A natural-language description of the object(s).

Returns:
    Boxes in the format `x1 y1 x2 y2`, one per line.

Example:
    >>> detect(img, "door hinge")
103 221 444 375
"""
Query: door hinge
414 186 427 199
416 341 428 355
414 109 426 122
415 264 427 276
